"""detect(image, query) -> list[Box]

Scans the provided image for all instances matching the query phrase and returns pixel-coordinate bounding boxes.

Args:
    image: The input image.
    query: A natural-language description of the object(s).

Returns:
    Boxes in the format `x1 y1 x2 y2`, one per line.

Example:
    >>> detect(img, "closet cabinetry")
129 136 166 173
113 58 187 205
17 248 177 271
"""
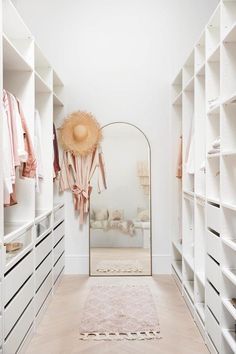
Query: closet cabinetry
0 1 65 353
172 1 236 353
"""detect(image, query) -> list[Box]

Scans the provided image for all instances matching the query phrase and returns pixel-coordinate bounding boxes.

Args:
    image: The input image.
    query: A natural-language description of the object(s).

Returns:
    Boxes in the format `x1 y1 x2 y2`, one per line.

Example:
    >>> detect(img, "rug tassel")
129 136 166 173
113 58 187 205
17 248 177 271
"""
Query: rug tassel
79 330 162 341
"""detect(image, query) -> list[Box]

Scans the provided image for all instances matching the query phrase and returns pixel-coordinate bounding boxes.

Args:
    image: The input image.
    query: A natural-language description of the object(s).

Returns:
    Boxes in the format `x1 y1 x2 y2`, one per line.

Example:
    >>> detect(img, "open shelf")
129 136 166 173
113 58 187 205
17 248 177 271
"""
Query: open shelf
3 0 34 68
172 260 182 280
222 329 236 353
53 70 64 105
172 240 182 255
184 254 194 272
222 298 236 321
35 72 52 93
195 31 205 74
183 77 194 92
223 23 236 44
3 34 33 72
172 91 182 106
207 43 220 64
172 70 182 102
183 51 194 88
53 92 64 107
184 280 194 301
222 0 236 40
223 268 236 286
206 4 221 58
196 302 205 323
222 154 236 206
222 237 236 252
222 28 236 97
222 91 236 105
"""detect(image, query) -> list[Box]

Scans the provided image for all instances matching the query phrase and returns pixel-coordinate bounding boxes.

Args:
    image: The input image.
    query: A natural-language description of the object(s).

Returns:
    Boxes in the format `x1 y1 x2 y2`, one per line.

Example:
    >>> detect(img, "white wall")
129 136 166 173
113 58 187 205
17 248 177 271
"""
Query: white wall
13 0 219 274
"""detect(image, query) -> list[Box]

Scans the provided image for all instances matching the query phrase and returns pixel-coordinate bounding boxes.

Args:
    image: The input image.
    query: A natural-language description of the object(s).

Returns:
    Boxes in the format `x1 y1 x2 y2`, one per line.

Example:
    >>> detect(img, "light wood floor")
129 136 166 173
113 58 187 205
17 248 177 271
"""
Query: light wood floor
26 275 209 354
90 247 151 275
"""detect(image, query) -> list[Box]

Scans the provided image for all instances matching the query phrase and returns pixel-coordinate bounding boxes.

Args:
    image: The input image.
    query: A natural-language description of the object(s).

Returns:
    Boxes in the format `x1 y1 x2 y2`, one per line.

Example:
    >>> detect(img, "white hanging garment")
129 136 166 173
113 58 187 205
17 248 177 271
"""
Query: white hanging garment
8 92 28 162
34 110 44 192
186 114 194 176
2 106 13 204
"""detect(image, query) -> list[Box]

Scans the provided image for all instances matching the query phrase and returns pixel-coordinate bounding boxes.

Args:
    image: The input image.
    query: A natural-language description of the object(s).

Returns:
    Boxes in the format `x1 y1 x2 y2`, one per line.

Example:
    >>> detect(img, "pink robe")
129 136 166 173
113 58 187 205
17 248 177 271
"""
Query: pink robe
60 146 107 224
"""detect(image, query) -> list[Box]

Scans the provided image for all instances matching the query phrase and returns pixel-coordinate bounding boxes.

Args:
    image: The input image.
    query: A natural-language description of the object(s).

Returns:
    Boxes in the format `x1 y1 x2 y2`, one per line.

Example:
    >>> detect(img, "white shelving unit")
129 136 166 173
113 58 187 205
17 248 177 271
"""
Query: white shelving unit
0 1 66 353
172 1 236 353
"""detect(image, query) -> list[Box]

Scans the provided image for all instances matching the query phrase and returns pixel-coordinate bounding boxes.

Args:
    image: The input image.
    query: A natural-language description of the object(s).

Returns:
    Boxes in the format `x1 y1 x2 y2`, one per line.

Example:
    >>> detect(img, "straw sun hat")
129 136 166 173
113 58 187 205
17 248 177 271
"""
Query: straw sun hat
59 111 102 156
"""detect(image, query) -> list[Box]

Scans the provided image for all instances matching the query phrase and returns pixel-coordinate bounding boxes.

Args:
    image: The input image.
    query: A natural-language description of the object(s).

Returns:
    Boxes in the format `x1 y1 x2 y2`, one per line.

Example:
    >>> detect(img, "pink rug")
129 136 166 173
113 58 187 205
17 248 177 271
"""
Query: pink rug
79 284 161 340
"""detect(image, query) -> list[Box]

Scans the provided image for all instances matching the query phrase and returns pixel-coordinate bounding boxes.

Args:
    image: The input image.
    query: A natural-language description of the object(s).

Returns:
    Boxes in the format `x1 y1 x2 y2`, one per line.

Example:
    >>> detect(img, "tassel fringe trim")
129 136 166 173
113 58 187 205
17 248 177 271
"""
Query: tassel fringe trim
79 330 161 341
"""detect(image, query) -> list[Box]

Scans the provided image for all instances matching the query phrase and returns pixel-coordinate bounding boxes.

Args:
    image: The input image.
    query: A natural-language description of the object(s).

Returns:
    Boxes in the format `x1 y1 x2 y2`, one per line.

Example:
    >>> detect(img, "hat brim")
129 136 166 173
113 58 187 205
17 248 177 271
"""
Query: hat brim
59 111 102 156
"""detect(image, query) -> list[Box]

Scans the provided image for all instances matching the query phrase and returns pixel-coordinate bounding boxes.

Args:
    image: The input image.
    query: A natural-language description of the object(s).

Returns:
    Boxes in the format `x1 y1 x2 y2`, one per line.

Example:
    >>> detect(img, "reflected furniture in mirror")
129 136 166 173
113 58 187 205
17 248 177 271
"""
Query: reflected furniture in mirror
89 122 151 276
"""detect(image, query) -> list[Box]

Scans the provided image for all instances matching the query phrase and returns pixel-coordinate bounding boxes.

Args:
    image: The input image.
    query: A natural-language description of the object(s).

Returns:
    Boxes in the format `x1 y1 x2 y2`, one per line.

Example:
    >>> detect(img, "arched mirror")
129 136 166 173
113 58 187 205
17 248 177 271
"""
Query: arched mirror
89 122 151 276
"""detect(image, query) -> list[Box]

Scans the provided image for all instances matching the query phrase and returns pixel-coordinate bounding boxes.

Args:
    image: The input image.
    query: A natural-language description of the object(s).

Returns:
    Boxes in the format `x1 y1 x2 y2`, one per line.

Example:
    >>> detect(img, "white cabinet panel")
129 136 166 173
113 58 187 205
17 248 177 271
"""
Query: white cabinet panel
53 237 64 265
4 301 34 354
35 232 53 268
206 255 220 292
4 252 33 305
53 221 64 246
4 276 34 338
205 307 220 352
35 272 52 316
207 203 220 234
53 252 64 284
35 252 52 291
206 281 220 323
206 229 220 263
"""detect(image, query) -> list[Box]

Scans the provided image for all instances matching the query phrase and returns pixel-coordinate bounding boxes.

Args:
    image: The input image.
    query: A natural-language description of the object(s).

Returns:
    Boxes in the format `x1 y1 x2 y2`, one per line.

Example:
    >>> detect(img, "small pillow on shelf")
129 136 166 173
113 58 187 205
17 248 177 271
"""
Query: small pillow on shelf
109 209 124 221
94 208 109 221
136 208 149 222
90 209 95 220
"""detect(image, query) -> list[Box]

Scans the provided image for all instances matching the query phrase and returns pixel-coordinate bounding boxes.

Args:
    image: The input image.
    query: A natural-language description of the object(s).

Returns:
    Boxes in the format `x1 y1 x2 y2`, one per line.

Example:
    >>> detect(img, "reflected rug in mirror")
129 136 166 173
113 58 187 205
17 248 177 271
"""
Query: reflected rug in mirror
79 284 161 341
96 259 143 273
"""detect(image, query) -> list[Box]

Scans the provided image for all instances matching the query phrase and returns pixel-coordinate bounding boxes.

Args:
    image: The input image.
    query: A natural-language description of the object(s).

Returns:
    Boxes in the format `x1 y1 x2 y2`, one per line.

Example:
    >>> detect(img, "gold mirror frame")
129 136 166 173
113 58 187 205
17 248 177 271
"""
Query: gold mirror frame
89 122 152 276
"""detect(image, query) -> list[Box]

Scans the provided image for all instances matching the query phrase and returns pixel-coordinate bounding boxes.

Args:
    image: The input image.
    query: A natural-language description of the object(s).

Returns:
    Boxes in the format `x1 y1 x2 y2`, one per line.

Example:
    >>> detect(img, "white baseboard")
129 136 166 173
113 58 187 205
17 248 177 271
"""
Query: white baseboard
65 255 89 274
65 254 171 275
152 254 171 274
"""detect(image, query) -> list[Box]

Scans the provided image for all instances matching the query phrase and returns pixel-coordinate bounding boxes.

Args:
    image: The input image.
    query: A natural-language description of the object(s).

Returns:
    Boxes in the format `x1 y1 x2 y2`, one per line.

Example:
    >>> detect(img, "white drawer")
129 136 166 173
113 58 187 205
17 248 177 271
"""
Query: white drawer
36 252 52 291
35 271 52 316
0 284 2 308
54 237 64 265
5 301 33 354
0 316 2 344
4 275 34 338
53 253 65 284
54 205 64 225
207 203 220 234
206 281 220 323
206 255 220 292
4 252 33 305
206 307 220 352
53 221 64 246
35 232 53 268
36 214 51 239
207 229 220 263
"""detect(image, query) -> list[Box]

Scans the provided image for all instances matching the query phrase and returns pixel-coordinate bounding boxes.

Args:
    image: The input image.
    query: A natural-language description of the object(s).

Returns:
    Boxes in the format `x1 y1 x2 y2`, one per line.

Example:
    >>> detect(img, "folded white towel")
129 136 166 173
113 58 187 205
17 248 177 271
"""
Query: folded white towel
208 97 220 110
208 148 220 155
212 137 220 149
200 161 206 173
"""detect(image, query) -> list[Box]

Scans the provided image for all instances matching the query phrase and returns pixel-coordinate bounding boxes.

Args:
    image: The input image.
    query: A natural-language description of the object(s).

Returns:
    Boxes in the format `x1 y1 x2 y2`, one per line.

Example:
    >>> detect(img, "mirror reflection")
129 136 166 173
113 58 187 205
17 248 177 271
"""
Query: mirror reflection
90 123 151 276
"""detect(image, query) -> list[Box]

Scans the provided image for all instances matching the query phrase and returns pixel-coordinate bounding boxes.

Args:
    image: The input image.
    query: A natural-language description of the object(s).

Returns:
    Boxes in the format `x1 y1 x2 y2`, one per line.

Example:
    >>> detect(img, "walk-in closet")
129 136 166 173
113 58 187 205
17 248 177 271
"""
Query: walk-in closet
2 0 236 353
